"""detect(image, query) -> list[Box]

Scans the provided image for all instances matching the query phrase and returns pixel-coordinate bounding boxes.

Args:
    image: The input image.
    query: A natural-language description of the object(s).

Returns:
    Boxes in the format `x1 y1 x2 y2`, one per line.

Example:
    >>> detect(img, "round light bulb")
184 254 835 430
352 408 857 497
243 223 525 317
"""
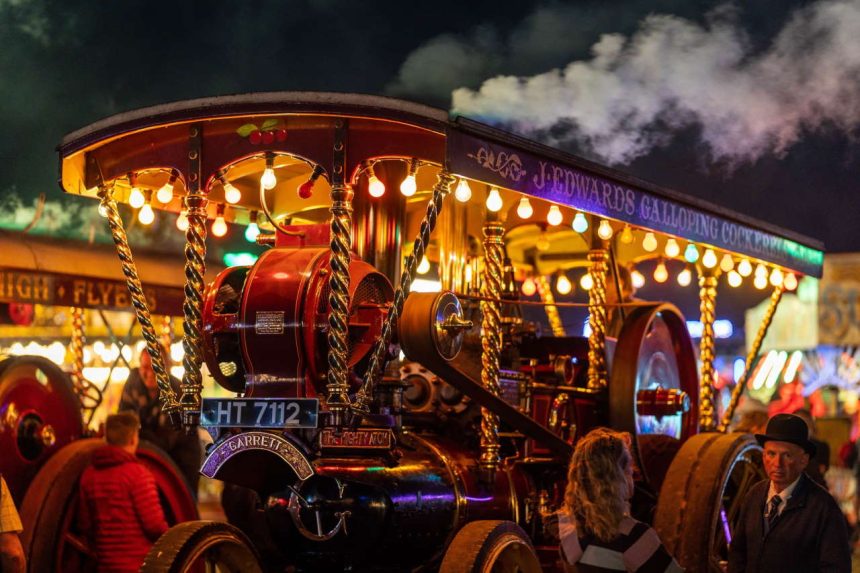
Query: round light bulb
784 273 798 291
738 259 753 277
517 197 533 219
580 273 594 290
665 238 680 258
769 267 784 287
677 267 692 287
684 244 700 263
417 256 431 274
176 211 189 232
547 205 563 226
556 274 572 295
400 174 417 197
245 222 260 243
137 204 154 225
98 203 109 218
260 167 277 191
368 175 385 198
620 226 634 244
129 187 145 209
642 232 658 252
720 254 735 272
521 278 537 297
702 249 718 269
572 212 589 233
211 216 228 238
754 274 767 290
486 187 503 212
597 219 613 240
631 269 645 289
755 263 768 278
224 182 242 204
455 179 472 202
728 270 742 287
156 181 174 204
654 261 669 283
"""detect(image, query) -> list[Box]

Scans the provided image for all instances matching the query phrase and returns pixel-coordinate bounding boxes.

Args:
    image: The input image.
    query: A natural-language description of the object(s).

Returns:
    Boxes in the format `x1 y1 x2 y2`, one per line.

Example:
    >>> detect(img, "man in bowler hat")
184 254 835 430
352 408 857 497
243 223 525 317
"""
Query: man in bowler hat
728 413 850 572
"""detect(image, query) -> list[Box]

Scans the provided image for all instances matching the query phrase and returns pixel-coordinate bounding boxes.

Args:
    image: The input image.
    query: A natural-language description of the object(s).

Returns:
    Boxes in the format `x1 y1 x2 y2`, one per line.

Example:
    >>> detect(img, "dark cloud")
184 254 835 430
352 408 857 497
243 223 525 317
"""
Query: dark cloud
1 0 858 252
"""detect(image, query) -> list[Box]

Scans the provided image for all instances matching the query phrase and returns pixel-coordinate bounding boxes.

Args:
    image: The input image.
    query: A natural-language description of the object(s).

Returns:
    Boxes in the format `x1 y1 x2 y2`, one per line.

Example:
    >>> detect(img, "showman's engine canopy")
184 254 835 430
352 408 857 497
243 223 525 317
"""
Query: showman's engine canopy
47 92 824 572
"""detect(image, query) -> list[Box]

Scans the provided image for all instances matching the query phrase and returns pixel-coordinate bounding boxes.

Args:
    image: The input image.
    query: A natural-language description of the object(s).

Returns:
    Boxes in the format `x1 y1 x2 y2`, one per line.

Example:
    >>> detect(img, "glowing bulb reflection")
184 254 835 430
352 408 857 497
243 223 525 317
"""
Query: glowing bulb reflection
486 187 503 212
400 175 417 197
677 267 692 286
211 216 228 237
455 179 472 202
368 175 385 198
129 187 145 209
223 182 242 204
556 274 572 295
620 226 634 244
720 254 735 272
654 261 669 283
417 256 431 274
665 238 680 258
702 249 718 269
642 232 658 252
517 197 533 219
260 168 277 191
137 204 154 225
547 205 563 226
631 269 646 289
784 273 798 291
580 273 594 290
597 219 613 240
176 211 189 232
738 259 753 277
728 270 742 287
572 212 589 233
521 278 537 297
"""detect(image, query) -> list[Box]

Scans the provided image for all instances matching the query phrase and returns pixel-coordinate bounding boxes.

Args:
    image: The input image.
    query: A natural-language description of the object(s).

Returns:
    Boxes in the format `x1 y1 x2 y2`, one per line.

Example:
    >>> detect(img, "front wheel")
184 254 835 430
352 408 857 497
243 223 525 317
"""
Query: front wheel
439 520 542 573
141 520 262 573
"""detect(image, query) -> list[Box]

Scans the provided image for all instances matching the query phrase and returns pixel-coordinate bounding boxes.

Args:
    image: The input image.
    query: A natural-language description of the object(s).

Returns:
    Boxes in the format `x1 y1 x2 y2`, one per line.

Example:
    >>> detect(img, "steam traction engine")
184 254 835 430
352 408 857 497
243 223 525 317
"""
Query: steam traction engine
56 93 823 572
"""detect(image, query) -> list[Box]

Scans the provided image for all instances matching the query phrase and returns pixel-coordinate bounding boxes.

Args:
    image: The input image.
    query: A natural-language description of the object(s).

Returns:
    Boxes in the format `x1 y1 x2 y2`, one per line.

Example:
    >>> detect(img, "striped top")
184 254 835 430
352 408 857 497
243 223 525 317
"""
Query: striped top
558 511 683 572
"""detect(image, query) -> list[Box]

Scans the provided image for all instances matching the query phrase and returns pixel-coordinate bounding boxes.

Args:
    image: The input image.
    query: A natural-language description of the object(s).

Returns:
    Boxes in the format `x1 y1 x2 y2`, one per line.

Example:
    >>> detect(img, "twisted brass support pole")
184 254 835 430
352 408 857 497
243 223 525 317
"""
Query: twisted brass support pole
718 284 784 432
479 213 504 474
535 275 566 336
325 180 355 427
69 307 85 394
697 268 719 431
69 307 101 420
353 170 455 416
587 249 609 389
98 187 179 419
179 125 207 431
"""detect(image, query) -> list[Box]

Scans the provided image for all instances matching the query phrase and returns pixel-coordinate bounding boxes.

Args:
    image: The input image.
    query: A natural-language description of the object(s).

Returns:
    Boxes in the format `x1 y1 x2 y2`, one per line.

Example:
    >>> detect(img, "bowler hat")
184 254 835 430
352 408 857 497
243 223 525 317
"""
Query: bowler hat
755 413 816 456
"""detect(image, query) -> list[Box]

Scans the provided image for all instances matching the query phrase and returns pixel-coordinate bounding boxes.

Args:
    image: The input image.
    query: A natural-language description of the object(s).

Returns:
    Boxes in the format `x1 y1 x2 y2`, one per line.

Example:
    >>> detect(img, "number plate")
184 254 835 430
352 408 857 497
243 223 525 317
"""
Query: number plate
200 398 319 429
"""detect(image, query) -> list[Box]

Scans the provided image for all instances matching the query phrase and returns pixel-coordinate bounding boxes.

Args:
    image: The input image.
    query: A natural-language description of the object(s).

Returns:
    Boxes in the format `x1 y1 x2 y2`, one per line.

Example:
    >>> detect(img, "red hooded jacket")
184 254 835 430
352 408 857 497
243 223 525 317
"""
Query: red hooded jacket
78 445 169 573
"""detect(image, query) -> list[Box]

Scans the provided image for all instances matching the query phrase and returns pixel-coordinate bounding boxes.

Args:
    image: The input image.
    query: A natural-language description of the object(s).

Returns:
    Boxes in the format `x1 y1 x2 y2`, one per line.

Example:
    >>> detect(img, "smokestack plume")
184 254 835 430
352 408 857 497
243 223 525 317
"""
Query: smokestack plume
447 1 860 167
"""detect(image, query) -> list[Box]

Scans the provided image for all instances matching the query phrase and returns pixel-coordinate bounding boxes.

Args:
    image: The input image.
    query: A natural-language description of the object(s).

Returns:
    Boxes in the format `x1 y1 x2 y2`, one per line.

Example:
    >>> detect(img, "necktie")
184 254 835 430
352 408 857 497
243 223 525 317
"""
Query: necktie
765 495 782 532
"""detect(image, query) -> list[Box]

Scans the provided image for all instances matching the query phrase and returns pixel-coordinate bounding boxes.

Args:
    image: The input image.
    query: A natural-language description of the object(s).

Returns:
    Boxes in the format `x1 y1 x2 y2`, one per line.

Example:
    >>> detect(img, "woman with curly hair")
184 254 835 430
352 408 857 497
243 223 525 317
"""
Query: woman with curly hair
558 428 682 572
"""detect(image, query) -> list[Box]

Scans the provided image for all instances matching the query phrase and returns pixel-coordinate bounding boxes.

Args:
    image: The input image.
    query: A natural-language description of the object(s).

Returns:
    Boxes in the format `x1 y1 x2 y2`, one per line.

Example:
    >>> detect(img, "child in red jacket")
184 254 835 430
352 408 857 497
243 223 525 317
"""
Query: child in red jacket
78 412 168 573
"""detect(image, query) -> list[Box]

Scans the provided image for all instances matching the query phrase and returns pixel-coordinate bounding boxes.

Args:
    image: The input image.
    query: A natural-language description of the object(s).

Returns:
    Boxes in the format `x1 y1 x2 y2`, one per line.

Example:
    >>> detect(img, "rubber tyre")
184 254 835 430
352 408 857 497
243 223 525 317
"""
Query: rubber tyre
141 520 262 573
653 432 764 573
439 520 542 573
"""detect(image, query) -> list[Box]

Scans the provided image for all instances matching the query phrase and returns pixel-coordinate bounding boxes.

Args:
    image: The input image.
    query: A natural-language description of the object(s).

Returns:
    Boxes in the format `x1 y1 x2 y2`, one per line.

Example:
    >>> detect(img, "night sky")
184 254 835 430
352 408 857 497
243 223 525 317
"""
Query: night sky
1 0 858 254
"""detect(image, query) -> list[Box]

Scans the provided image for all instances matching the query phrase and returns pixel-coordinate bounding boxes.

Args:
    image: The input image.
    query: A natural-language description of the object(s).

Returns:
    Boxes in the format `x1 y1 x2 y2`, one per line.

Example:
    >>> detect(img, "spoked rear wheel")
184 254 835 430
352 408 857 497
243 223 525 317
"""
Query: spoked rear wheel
439 520 542 573
654 432 764 573
141 521 262 573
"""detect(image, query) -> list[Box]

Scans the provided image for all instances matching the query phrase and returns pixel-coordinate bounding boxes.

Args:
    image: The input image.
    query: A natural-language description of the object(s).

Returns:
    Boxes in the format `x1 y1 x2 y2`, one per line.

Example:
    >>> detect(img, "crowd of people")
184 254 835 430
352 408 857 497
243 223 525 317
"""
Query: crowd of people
2 343 858 572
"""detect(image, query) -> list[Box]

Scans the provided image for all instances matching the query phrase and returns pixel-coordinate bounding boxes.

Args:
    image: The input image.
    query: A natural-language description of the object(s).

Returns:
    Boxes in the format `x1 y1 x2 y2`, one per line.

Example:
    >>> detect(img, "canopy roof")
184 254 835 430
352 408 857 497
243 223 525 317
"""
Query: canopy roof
58 92 824 278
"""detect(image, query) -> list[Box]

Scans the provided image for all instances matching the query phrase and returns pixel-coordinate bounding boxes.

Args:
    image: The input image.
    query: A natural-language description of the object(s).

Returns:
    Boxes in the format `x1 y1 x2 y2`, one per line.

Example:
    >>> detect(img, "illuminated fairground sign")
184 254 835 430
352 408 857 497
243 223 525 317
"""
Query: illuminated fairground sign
448 129 824 277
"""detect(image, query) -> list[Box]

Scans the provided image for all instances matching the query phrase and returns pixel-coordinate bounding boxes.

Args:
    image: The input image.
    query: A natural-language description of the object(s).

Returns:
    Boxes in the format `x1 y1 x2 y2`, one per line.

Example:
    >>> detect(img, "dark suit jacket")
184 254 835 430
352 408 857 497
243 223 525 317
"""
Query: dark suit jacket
728 473 850 573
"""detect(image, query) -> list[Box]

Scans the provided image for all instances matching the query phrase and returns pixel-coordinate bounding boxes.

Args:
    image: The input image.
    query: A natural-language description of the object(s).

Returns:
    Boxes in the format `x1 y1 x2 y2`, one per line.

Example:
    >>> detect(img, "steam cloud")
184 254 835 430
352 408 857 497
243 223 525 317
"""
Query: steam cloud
447 1 860 166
